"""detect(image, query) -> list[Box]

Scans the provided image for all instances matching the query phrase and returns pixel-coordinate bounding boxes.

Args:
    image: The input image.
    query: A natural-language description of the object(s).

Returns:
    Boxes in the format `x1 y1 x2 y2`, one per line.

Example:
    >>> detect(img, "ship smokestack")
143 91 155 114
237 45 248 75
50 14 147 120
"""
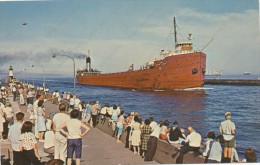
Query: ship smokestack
86 50 91 71
9 66 14 79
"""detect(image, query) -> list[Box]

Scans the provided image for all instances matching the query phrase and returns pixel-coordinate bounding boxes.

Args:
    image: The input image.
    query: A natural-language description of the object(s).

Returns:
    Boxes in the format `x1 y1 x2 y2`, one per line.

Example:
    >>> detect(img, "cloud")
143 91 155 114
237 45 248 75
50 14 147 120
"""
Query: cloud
0 7 259 76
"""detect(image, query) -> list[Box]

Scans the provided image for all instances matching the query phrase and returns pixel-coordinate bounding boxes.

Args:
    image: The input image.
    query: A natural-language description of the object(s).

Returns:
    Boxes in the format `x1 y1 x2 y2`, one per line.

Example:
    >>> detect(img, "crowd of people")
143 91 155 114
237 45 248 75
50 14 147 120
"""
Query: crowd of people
0 81 258 164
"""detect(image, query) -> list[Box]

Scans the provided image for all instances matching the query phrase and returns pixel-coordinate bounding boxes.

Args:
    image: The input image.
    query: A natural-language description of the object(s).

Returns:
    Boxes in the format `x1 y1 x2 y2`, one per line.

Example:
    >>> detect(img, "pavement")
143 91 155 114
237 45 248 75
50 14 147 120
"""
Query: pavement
1 95 158 165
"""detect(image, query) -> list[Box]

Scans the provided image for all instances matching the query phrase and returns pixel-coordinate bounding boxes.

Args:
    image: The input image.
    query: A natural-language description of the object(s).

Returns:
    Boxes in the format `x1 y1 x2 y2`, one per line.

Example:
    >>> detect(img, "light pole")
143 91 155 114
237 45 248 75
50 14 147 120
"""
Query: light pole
52 54 76 96
24 68 28 83
31 65 46 89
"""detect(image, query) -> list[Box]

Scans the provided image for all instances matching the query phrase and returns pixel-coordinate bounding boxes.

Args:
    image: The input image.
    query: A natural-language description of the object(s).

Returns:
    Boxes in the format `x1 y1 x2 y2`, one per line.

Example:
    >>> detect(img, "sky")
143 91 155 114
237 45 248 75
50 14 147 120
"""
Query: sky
0 0 259 78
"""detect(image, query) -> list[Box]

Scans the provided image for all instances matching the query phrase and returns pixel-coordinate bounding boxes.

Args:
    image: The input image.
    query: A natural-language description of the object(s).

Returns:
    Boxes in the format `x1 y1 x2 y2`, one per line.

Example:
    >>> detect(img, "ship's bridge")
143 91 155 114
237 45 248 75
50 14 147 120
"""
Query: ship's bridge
160 41 194 57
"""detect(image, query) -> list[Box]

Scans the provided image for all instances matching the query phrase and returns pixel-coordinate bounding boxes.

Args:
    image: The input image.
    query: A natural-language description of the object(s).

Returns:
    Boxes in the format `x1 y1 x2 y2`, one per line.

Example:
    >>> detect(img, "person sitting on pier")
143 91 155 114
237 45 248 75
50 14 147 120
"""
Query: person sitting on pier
159 120 170 140
231 141 239 162
219 112 236 163
207 135 223 163
167 121 186 144
202 131 215 157
244 148 257 162
172 126 202 164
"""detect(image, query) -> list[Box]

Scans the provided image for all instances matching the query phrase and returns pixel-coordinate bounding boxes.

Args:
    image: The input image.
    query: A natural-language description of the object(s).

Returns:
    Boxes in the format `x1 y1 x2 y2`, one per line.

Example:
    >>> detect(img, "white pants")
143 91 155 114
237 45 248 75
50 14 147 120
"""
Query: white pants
54 132 67 162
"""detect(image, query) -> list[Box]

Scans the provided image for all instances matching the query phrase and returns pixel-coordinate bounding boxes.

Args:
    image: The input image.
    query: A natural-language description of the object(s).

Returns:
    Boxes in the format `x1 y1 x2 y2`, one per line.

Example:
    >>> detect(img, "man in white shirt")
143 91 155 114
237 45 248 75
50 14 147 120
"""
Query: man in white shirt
8 112 25 165
53 103 70 162
149 117 157 131
173 126 202 164
219 112 236 163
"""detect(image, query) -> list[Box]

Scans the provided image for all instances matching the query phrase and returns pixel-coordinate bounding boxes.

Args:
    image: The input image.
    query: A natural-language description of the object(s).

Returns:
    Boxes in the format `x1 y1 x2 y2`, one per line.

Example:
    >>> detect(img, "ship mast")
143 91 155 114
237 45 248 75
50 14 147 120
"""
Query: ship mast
173 17 177 48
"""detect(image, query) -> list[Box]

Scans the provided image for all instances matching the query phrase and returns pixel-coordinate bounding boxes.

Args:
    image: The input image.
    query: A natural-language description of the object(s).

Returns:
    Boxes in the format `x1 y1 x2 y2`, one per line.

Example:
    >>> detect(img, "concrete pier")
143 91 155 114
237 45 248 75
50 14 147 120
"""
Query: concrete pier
0 95 158 165
205 78 260 86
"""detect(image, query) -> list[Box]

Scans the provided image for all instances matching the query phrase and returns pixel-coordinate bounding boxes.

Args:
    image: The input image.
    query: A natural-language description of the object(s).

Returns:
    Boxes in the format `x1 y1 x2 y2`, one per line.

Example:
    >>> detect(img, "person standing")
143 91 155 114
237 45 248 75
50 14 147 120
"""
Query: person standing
8 112 25 165
37 100 47 142
19 121 41 165
60 109 90 165
12 85 17 101
144 121 162 161
53 103 70 162
131 116 141 155
219 112 236 163
141 119 152 158
33 94 43 139
90 101 101 127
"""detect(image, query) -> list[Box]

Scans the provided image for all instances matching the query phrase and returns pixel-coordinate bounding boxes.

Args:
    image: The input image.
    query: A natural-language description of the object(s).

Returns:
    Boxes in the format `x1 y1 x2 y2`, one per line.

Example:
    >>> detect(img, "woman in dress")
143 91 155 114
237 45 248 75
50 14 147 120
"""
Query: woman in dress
131 115 141 155
36 100 47 142
141 119 152 158
20 121 41 165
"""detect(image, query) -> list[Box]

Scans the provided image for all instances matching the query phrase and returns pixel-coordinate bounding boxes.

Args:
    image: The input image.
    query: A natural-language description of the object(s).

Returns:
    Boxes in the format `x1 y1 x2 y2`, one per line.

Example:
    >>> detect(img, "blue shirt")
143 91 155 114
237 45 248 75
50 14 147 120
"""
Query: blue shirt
8 122 23 151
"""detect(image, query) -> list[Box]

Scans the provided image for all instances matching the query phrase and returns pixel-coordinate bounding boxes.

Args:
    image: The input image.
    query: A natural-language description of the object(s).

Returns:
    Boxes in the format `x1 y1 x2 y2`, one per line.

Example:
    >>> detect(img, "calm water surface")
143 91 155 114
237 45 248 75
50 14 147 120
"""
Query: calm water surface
32 77 260 161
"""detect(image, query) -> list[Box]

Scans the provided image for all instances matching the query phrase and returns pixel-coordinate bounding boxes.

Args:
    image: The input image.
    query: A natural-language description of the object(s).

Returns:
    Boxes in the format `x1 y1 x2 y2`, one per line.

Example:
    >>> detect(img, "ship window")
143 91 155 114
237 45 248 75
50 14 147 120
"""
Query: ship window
192 68 198 74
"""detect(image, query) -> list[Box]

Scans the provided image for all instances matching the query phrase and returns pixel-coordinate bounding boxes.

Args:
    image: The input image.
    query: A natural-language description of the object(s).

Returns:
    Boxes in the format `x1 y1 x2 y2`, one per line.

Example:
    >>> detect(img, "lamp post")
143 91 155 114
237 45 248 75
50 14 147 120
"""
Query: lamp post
31 65 46 89
24 68 28 83
52 54 76 96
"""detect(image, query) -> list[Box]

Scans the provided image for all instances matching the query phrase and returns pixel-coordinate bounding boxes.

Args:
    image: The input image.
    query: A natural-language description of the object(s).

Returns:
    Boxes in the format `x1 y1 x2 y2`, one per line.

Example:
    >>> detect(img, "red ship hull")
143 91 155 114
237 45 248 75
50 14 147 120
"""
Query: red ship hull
77 52 206 90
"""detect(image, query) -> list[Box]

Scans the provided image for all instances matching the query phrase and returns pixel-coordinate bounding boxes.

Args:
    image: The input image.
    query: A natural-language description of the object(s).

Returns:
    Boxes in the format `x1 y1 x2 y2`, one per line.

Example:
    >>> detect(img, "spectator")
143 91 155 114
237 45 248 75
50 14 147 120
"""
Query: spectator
19 86 25 106
69 94 75 110
207 135 223 163
90 101 101 127
8 112 25 165
74 96 81 110
144 121 162 161
12 85 17 101
202 131 215 157
149 117 157 131
219 112 236 163
167 121 186 143
173 126 202 164
0 100 5 141
231 141 239 162
244 148 257 162
116 111 126 142
46 159 64 165
131 115 141 155
60 109 90 165
141 119 152 158
99 103 109 124
159 120 169 140
20 121 41 165
37 100 47 142
53 103 71 162
33 94 43 139
79 100 87 121
44 122 55 157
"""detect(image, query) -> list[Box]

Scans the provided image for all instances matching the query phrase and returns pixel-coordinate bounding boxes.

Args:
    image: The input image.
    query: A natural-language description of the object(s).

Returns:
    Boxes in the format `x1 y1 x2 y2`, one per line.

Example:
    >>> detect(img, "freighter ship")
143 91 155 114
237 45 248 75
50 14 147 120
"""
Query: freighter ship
76 18 206 90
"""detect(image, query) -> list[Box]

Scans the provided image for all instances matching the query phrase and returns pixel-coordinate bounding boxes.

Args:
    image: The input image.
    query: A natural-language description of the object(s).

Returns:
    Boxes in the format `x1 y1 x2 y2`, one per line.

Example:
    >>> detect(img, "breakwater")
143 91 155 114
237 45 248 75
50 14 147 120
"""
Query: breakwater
205 79 260 86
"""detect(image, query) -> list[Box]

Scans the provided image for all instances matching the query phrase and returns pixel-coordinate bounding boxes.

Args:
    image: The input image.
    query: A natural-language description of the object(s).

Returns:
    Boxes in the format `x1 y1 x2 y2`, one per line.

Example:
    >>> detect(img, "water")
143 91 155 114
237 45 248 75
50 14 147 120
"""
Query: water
29 76 260 161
